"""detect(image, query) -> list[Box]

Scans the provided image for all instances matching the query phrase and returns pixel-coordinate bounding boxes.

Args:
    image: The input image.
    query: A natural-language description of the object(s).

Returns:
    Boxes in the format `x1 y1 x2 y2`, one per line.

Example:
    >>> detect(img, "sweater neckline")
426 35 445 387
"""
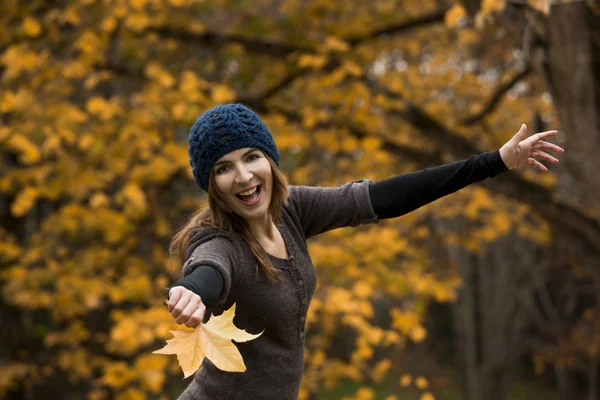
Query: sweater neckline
267 219 294 263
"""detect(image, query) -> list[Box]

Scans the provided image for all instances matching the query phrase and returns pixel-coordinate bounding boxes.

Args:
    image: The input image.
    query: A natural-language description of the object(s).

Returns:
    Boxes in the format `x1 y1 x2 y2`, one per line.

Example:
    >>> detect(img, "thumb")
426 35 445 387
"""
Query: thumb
513 123 527 142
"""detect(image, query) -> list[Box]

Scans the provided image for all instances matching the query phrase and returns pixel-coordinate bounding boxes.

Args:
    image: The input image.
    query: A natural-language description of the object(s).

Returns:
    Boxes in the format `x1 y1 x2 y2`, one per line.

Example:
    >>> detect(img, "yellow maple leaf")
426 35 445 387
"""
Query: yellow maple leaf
153 303 263 377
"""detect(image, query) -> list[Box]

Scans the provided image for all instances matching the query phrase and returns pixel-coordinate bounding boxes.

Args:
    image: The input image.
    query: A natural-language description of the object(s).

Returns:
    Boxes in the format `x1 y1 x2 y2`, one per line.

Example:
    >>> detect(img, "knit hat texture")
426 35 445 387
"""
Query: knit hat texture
188 103 280 191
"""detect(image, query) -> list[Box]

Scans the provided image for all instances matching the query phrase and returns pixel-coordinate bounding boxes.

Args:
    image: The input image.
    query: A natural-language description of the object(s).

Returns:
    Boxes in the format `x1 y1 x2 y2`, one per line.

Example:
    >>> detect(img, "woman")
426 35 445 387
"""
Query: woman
166 103 563 399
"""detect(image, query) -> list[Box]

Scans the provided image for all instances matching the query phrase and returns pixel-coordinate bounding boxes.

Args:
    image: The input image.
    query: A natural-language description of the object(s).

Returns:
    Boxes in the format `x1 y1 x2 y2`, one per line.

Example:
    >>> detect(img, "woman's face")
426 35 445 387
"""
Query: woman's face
212 147 273 223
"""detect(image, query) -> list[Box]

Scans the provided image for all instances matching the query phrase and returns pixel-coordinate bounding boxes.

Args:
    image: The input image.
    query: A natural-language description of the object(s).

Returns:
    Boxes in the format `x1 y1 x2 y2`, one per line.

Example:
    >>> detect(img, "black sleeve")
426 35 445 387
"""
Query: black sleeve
369 150 508 220
168 265 224 310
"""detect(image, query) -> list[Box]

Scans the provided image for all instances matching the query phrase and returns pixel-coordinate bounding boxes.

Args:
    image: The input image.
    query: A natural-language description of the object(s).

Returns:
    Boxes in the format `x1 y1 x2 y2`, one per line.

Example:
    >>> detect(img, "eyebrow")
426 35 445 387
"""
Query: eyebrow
213 149 258 168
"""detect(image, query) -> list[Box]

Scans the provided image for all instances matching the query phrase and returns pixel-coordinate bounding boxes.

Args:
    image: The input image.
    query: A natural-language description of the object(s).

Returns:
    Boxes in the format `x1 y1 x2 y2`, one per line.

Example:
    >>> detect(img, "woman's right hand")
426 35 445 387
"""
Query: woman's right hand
167 286 206 328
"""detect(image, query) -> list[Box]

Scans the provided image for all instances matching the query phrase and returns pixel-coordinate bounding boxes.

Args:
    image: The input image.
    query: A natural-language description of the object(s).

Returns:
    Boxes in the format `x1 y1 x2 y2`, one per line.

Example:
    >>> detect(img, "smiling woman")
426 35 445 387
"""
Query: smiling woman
212 148 272 216
165 103 563 400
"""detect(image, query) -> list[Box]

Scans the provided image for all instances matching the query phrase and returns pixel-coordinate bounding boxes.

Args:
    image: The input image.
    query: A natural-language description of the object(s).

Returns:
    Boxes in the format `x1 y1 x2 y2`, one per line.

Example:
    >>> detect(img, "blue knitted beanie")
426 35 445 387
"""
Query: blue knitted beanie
188 103 280 191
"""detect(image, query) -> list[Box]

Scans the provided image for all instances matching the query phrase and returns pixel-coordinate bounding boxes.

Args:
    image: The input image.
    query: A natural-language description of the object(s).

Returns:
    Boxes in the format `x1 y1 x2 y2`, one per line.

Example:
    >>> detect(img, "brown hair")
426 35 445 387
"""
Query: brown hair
169 154 290 283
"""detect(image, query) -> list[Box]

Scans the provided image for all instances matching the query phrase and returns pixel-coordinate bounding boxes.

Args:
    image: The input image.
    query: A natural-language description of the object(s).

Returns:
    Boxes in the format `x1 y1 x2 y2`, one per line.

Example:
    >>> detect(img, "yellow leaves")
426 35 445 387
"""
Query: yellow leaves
45 320 91 347
102 361 136 389
56 348 93 380
85 96 123 121
101 16 118 33
130 155 180 185
400 374 412 387
361 137 382 152
212 84 236 103
410 325 428 343
0 363 33 398
125 13 151 32
399 374 435 398
415 376 429 389
0 45 48 81
311 349 326 367
145 62 176 88
56 6 82 26
1 89 35 113
75 31 103 54
62 61 87 79
168 0 192 6
170 102 188 121
119 182 148 220
0 227 22 262
116 388 146 400
298 53 329 69
464 187 495 219
323 37 350 53
476 0 507 26
153 303 263 377
130 0 149 11
444 4 467 28
342 60 363 77
109 307 173 355
390 308 421 335
4 133 40 165
22 17 42 37
353 281 373 298
135 354 168 393
353 387 375 400
371 359 392 383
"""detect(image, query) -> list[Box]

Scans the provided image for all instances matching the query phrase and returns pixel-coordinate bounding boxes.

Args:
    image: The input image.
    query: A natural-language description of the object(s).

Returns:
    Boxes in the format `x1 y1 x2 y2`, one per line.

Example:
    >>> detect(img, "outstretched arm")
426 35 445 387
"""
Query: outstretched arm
371 124 563 220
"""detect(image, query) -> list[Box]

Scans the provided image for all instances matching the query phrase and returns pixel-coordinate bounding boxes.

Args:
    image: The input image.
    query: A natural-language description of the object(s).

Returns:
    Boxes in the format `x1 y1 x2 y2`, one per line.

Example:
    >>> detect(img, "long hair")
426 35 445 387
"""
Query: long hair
169 154 290 283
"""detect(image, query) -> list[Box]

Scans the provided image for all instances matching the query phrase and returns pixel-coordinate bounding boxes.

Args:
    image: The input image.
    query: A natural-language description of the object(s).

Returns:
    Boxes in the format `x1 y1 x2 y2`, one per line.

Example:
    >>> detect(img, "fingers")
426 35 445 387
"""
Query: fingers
526 157 548 172
533 140 564 154
531 150 559 164
185 307 206 328
170 293 191 320
175 296 202 325
512 124 528 142
525 130 558 146
167 288 183 313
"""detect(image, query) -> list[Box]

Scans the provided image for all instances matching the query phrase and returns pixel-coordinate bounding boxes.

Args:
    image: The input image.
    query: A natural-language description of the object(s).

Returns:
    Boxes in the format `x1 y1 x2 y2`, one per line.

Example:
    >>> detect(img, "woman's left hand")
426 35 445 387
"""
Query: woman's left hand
499 124 564 171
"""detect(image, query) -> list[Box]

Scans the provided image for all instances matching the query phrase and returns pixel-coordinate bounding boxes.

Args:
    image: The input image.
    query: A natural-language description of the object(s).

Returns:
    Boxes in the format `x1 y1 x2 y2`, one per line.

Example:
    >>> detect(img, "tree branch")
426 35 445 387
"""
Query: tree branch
460 64 533 125
346 8 450 46
147 27 314 56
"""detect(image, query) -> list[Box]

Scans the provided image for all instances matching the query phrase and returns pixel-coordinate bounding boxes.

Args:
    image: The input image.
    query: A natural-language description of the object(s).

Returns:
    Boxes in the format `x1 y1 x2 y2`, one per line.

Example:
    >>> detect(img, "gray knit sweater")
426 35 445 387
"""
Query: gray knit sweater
176 179 379 400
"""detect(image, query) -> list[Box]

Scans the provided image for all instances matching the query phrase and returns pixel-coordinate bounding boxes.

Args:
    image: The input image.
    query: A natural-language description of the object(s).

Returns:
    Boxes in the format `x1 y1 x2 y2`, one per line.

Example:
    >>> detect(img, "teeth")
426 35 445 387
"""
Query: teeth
238 186 257 196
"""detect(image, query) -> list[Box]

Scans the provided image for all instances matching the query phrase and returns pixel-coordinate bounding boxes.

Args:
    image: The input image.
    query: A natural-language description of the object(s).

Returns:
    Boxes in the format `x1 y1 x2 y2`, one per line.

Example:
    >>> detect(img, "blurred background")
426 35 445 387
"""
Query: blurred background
1 0 599 399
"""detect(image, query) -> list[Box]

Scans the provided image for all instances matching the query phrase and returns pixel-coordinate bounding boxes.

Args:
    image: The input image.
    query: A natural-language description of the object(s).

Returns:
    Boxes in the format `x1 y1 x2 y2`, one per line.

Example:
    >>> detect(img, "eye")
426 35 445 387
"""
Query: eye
247 153 260 161
215 165 230 175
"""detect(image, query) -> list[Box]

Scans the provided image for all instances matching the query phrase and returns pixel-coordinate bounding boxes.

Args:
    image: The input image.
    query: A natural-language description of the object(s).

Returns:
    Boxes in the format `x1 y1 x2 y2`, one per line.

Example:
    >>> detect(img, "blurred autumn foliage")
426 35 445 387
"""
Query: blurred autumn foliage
1 0 600 400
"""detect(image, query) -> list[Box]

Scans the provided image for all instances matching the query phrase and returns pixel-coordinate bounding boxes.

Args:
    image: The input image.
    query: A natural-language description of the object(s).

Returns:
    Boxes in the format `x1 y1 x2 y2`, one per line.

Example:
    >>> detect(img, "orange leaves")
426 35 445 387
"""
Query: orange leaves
0 88 35 113
211 84 237 104
153 303 264 376
119 182 148 219
22 17 42 37
0 363 33 398
145 62 175 89
74 31 104 55
323 37 350 53
10 187 38 217
85 96 123 121
297 53 329 69
4 133 40 165
0 44 49 81
444 4 467 28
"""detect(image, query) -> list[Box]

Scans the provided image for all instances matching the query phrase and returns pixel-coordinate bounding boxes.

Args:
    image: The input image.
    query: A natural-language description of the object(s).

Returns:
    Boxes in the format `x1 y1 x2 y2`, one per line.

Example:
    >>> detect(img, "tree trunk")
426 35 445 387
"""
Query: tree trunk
451 246 481 400
545 1 600 213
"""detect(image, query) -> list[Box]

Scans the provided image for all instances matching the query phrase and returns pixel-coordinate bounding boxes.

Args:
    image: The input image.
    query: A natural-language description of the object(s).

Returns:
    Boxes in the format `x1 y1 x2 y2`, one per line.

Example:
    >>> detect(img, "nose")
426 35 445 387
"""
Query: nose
234 165 253 185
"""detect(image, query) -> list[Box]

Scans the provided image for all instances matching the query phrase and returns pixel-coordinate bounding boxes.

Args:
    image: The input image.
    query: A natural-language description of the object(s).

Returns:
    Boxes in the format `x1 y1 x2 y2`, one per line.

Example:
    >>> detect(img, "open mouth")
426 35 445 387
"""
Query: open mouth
235 185 262 205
